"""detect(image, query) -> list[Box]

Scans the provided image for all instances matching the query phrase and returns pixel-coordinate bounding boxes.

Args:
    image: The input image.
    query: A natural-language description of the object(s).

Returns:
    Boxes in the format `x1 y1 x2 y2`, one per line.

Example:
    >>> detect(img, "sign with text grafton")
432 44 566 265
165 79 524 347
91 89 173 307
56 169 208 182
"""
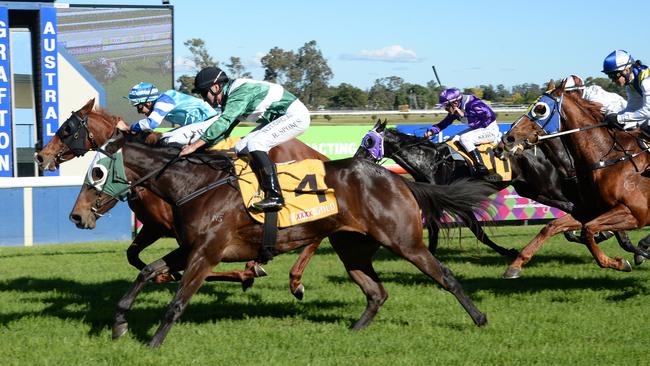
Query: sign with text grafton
0 7 13 177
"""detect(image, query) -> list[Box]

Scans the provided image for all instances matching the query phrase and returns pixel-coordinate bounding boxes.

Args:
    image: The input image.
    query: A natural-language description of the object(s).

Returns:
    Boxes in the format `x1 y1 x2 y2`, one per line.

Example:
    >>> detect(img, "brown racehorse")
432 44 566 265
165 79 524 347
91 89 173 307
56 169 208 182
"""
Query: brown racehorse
502 80 650 274
69 130 493 347
37 98 327 297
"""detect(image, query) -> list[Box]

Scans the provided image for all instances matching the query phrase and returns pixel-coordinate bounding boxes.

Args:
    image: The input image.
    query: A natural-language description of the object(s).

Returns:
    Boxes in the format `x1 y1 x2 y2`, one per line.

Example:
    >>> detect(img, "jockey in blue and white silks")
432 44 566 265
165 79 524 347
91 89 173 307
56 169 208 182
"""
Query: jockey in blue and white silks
424 88 500 176
117 82 220 144
179 66 311 211
601 50 650 137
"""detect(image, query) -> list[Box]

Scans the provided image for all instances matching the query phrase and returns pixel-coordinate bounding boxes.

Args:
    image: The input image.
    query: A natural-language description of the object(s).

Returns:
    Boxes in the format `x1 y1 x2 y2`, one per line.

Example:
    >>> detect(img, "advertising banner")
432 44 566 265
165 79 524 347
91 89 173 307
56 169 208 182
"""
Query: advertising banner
40 7 59 176
0 7 12 177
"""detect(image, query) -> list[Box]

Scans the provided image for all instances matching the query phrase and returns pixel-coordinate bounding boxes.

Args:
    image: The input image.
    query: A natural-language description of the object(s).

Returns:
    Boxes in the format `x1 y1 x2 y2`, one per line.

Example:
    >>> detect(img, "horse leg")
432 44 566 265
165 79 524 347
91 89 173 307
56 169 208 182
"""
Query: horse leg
126 224 162 271
467 221 518 258
427 222 440 255
581 207 636 272
148 247 218 348
288 241 321 300
564 230 614 244
112 246 189 339
635 233 650 266
328 233 387 330
503 214 583 279
613 231 650 265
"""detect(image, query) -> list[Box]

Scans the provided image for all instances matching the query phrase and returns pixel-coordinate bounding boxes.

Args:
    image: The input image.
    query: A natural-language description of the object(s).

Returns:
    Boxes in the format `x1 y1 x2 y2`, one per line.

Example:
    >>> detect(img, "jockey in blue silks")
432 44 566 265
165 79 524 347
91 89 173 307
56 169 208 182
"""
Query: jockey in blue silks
601 50 650 138
424 88 500 176
116 82 219 144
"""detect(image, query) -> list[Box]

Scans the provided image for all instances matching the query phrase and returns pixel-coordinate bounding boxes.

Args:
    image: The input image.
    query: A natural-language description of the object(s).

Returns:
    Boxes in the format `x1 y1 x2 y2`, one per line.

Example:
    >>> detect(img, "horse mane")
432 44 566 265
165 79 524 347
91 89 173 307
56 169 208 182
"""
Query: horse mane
565 92 604 122
89 106 122 125
385 127 437 148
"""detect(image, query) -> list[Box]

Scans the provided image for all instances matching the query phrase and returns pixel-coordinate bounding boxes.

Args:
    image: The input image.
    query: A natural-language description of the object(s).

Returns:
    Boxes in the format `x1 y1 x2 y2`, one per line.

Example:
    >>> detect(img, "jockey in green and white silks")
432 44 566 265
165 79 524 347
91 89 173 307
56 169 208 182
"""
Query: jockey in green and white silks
180 67 310 211
601 50 650 135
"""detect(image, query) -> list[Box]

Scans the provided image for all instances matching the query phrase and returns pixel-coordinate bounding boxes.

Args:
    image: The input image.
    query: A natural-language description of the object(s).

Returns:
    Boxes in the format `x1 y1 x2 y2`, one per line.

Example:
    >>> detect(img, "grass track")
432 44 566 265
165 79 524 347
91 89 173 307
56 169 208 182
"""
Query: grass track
1 225 649 365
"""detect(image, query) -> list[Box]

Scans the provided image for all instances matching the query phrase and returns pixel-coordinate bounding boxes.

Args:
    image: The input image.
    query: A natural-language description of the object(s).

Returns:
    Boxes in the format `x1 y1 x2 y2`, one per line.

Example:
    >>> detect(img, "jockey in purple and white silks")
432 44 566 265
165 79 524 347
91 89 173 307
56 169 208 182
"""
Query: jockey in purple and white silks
601 50 650 138
424 88 500 176
179 66 311 211
563 74 627 115
116 82 220 144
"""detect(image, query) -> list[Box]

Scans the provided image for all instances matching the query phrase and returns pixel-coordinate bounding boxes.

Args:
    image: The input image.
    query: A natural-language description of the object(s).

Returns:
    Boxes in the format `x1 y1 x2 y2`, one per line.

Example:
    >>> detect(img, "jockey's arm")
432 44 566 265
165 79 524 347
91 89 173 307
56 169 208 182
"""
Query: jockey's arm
131 94 176 132
618 78 650 127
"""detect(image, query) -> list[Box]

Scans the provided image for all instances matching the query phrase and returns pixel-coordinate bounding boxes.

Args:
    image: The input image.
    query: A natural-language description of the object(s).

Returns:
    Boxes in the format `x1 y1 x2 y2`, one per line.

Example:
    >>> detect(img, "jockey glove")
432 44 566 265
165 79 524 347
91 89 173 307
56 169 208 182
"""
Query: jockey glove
605 113 623 129
429 126 441 136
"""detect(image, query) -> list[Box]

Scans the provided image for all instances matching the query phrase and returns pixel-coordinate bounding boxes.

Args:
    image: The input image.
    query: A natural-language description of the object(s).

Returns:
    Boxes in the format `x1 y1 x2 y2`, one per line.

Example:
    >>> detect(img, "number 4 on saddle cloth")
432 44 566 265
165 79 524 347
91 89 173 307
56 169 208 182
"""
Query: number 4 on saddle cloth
233 159 339 227
207 138 339 227
446 141 513 183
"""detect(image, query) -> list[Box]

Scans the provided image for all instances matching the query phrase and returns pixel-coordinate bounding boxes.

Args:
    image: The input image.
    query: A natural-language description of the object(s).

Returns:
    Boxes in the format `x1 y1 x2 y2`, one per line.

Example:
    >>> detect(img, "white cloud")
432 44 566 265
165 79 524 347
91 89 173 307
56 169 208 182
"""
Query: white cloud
341 45 420 63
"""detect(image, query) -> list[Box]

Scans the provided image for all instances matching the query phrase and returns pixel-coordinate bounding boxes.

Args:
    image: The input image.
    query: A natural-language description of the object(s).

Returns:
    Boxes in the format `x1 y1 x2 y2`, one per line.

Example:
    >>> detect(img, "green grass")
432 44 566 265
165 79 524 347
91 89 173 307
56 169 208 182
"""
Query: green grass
1 225 649 365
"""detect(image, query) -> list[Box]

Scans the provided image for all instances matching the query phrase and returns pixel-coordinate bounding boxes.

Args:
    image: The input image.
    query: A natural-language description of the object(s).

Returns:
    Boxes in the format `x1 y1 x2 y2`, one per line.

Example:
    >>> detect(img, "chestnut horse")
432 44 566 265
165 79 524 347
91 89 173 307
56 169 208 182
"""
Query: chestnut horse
501 80 650 275
36 98 327 297
70 131 493 347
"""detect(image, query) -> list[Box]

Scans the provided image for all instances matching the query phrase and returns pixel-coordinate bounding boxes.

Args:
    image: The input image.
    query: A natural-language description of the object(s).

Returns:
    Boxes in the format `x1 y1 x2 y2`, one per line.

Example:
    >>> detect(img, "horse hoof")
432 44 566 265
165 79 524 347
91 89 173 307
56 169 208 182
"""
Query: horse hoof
242 277 254 292
502 267 521 279
634 254 645 266
475 312 488 327
254 265 267 277
112 322 128 339
621 258 632 272
292 284 305 301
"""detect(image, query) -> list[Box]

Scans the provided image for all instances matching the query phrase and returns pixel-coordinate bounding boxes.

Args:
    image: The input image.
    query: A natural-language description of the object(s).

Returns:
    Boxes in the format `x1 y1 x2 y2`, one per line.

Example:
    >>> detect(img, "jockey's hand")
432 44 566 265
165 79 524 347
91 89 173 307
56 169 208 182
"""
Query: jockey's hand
145 132 162 145
452 107 464 118
424 126 441 138
180 139 206 157
116 119 130 132
605 113 623 129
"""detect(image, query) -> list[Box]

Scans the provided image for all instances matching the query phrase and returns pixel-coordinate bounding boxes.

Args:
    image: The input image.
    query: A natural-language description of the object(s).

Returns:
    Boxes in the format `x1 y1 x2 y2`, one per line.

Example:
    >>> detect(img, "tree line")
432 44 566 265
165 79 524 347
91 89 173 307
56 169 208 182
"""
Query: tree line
176 39 626 110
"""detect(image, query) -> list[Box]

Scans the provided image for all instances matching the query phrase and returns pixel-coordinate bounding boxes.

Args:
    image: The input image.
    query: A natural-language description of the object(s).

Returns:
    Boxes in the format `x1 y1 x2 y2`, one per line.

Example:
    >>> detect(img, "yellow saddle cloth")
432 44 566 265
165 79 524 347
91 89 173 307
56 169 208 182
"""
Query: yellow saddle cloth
234 159 338 227
207 137 241 152
446 141 513 183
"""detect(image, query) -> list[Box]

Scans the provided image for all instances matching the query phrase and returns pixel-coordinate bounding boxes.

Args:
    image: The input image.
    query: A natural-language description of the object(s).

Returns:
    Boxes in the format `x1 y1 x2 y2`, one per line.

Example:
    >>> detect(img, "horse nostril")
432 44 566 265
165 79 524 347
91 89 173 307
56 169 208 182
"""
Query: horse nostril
506 136 515 143
35 154 44 164
70 213 81 224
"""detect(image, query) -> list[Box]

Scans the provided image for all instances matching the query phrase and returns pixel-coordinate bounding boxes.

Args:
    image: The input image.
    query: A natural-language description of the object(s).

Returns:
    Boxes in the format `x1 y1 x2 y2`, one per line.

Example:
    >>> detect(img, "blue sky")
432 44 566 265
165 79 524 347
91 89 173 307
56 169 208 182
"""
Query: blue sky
58 0 650 90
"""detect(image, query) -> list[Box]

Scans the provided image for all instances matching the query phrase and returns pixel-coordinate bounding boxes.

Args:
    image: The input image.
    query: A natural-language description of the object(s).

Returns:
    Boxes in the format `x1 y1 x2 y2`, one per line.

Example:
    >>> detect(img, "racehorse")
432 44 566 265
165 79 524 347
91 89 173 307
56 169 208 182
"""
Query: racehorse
501 80 650 273
69 130 493 347
354 120 586 256
36 98 327 297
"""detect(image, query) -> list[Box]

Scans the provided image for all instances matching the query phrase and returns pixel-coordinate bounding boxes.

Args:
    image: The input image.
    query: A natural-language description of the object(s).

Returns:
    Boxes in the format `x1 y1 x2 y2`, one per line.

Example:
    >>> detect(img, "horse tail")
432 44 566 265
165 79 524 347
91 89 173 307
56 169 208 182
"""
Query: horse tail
403 178 493 229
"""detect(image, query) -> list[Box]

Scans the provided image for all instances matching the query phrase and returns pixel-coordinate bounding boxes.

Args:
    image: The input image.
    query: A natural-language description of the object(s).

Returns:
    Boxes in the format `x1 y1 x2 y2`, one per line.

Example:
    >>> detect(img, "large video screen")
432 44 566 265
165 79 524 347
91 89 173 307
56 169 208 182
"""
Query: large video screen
56 6 173 124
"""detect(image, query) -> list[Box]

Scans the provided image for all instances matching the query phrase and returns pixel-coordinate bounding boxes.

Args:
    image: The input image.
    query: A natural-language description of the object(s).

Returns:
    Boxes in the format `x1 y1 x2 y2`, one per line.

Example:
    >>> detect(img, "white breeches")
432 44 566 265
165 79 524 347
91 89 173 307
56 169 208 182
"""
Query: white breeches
458 122 501 152
235 100 310 154
160 114 221 145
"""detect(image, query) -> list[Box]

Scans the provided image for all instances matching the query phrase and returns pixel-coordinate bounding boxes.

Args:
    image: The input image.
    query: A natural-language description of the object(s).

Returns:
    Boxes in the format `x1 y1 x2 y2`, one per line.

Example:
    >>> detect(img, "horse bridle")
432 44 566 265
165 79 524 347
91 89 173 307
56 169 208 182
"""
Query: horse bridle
55 112 103 163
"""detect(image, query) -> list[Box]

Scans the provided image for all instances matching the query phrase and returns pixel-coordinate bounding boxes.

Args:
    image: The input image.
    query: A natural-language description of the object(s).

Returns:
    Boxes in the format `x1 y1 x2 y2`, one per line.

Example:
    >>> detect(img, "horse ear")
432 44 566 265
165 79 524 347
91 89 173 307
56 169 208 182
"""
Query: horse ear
381 119 387 129
546 79 555 92
79 98 95 116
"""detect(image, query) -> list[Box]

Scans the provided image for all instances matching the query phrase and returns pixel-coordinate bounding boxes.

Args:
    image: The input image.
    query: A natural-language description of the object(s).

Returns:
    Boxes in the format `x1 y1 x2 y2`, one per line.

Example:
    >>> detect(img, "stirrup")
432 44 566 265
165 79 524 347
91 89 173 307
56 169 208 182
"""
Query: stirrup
252 196 285 211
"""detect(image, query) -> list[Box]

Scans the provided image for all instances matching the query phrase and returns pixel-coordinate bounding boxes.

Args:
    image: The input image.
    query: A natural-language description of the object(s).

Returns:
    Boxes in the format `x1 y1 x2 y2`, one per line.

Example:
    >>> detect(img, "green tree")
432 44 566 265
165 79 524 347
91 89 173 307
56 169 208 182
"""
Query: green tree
368 76 405 110
260 47 297 87
225 56 252 79
176 38 218 93
328 83 368 109
294 40 333 108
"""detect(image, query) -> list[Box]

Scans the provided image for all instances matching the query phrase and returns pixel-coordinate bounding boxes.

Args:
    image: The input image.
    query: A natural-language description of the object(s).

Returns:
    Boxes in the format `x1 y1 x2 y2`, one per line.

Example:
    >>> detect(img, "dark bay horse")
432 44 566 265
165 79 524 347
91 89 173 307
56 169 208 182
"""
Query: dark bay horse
502 81 650 273
70 131 493 347
37 98 328 297
354 120 584 256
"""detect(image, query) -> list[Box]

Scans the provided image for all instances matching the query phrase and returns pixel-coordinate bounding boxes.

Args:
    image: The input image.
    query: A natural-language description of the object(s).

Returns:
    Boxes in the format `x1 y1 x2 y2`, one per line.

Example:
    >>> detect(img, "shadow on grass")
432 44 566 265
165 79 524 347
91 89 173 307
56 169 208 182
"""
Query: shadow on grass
0 277 351 344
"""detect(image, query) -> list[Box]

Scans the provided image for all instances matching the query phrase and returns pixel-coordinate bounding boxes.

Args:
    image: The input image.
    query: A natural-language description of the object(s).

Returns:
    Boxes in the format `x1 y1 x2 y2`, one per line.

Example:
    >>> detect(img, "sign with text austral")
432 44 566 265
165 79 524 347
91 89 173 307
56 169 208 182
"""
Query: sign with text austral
40 7 59 176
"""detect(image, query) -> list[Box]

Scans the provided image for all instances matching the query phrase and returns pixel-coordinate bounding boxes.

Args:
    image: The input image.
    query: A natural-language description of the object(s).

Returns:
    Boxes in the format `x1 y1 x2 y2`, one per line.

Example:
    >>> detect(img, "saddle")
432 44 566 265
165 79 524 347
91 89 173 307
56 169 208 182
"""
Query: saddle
234 159 339 227
446 141 513 183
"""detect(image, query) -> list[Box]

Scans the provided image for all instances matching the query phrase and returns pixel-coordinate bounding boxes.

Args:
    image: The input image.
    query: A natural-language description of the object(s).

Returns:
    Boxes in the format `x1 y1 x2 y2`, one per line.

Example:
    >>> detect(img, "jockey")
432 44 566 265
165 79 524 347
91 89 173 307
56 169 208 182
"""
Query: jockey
424 88 499 176
116 82 219 140
563 74 627 114
601 50 650 137
179 66 311 211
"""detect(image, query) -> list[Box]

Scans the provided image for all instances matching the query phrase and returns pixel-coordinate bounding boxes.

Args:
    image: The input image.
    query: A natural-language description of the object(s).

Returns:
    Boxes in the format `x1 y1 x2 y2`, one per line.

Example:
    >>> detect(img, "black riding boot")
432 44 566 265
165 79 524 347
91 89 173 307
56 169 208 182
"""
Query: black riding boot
469 149 489 176
249 151 284 211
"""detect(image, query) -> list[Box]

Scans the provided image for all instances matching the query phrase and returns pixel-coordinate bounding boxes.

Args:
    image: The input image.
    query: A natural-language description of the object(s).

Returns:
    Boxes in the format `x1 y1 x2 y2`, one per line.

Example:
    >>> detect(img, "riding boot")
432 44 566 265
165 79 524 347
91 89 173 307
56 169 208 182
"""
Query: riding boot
468 149 489 176
249 151 285 211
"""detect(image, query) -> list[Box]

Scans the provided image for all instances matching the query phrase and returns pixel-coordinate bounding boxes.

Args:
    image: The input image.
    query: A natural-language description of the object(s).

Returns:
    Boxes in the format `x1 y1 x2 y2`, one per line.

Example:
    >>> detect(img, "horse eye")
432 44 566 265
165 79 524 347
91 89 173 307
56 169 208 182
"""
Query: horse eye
91 167 104 181
533 104 547 116
364 137 375 148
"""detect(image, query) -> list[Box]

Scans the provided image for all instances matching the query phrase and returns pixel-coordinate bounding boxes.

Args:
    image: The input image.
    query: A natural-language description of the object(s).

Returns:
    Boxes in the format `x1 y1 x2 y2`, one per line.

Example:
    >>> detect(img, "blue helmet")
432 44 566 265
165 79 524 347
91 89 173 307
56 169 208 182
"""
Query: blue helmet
125 82 160 105
602 50 634 74
436 88 462 107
